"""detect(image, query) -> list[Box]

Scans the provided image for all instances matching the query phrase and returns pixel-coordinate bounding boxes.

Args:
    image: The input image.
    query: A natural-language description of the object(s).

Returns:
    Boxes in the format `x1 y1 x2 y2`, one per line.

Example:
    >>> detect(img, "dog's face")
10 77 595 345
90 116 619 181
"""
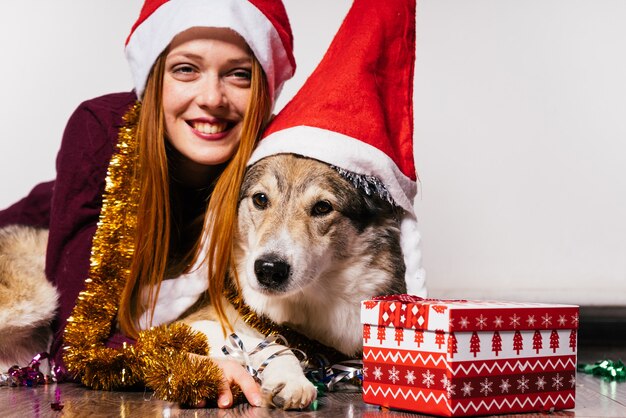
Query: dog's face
235 153 405 298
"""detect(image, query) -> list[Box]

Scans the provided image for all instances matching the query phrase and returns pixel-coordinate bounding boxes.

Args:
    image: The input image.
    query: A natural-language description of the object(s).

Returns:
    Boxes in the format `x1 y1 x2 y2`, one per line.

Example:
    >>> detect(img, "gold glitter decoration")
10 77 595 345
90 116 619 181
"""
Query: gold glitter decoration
63 102 143 391
144 351 221 405
138 323 222 405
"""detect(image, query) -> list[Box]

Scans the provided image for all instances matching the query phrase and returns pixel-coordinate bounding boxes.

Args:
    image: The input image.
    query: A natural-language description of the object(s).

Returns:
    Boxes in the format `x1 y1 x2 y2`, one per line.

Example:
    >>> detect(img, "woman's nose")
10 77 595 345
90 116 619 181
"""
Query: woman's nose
196 75 227 109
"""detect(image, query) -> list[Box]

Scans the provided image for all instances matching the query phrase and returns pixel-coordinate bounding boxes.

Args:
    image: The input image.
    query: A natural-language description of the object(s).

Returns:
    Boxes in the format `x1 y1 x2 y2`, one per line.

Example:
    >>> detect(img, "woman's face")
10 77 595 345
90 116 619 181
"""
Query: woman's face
163 27 253 178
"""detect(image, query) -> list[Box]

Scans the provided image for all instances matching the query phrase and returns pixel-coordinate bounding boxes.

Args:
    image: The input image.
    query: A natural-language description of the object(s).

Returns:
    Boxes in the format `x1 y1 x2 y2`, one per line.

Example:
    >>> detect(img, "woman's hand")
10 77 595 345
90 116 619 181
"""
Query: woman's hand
215 358 263 408
192 357 263 408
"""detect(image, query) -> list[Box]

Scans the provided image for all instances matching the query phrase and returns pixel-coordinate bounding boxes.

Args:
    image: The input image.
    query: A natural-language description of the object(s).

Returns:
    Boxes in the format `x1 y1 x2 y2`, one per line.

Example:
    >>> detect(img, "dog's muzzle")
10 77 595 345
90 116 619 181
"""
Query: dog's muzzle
254 256 291 289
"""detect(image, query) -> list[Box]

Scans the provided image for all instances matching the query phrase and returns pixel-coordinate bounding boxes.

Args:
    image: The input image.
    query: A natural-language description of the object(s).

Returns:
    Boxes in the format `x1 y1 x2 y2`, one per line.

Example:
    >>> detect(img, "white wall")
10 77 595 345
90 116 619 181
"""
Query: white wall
414 1 626 305
0 1 140 200
1 1 624 306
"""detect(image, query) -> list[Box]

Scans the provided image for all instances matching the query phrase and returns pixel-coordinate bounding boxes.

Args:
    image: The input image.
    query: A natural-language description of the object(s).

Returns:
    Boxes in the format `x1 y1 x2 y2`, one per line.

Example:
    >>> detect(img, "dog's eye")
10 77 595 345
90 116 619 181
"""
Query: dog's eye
311 200 333 216
252 193 269 209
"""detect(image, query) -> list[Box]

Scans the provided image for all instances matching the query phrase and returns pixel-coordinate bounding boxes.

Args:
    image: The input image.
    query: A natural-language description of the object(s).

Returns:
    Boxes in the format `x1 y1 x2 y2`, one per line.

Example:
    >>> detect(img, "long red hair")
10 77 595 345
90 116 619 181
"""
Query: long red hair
118 53 271 339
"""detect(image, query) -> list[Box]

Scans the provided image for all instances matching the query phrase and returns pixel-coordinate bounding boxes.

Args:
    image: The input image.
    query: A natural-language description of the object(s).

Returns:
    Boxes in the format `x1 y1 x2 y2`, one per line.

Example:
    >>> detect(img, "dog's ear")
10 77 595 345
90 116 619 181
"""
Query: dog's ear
330 177 403 232
331 167 404 231
358 191 404 226
361 191 405 221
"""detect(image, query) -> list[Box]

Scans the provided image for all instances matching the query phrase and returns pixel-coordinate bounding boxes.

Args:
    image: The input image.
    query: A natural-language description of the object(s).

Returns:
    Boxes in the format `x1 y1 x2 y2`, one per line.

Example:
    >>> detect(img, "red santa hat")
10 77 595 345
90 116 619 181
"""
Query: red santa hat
248 0 426 296
125 0 295 100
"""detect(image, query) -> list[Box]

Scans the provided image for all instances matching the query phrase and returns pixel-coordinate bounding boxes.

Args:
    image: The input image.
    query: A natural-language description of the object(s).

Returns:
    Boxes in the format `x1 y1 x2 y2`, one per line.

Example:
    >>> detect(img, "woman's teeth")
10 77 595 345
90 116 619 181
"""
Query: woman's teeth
193 121 227 134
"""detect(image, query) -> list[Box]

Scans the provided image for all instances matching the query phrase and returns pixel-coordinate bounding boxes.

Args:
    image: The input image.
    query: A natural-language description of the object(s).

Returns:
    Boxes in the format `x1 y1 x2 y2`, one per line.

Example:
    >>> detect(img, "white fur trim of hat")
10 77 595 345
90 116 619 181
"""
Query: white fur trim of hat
125 0 295 100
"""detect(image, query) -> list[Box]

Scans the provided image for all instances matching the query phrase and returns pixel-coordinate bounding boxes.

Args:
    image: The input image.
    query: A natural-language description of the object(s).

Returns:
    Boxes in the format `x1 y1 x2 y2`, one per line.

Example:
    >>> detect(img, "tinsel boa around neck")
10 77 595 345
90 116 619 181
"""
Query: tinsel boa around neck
62 103 346 404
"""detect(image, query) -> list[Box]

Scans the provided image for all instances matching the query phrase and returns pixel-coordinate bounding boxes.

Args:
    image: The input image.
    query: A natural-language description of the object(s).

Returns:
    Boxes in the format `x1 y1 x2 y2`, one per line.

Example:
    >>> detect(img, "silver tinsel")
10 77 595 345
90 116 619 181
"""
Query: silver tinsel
331 166 396 206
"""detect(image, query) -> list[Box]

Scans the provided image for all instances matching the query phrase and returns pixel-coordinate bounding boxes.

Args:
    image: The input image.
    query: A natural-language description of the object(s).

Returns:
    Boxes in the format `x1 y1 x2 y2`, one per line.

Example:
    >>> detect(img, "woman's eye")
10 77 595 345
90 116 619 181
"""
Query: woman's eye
173 64 195 73
228 69 252 87
311 200 333 216
252 193 269 209
231 69 252 80
170 64 198 80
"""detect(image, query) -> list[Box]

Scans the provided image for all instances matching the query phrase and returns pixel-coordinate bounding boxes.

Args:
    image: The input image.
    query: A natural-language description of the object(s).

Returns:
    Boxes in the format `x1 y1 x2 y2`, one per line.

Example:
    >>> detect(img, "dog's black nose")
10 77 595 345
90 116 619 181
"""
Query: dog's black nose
254 258 290 288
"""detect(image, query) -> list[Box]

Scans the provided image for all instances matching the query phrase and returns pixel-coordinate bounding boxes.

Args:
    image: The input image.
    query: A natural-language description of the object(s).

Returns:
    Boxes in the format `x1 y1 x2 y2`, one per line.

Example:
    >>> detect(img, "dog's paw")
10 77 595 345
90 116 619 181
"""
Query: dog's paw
261 373 317 409
259 355 316 409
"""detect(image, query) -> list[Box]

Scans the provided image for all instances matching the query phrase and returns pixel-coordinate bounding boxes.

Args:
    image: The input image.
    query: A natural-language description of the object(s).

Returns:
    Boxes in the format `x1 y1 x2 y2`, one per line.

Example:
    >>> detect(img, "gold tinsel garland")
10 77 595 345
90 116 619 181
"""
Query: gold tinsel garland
63 102 144 390
62 104 349 405
62 104 221 404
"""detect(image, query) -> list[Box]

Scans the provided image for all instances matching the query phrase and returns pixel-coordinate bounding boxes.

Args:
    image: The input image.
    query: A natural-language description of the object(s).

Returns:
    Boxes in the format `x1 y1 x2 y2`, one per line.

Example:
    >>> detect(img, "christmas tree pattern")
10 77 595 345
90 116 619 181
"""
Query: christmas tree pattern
364 300 378 309
362 301 579 367
533 330 543 354
395 327 404 346
377 325 386 344
414 329 424 347
363 323 371 343
492 331 502 356
432 305 448 314
569 329 577 352
470 331 481 357
448 332 458 358
513 330 523 355
549 329 560 353
435 329 446 349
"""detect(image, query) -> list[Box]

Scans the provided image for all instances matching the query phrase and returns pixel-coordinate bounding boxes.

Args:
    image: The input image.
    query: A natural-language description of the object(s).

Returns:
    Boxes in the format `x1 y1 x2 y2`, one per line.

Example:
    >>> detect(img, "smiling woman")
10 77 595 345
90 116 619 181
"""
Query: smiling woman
0 0 295 408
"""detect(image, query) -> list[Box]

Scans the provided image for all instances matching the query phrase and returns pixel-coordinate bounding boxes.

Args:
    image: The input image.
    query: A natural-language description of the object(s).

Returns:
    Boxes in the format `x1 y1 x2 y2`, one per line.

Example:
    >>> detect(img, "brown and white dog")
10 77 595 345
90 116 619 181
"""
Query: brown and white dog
0 225 57 374
184 153 407 408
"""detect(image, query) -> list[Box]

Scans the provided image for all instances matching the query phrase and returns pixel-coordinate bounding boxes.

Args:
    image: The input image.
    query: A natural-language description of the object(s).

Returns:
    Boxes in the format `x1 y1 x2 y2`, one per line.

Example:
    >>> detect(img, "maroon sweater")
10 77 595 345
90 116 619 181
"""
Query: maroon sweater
0 91 137 371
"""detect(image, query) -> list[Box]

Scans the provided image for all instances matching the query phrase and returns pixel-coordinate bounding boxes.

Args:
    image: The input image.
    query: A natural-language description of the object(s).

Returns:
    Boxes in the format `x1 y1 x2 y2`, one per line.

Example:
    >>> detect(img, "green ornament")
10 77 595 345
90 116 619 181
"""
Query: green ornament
578 359 626 382
309 399 319 411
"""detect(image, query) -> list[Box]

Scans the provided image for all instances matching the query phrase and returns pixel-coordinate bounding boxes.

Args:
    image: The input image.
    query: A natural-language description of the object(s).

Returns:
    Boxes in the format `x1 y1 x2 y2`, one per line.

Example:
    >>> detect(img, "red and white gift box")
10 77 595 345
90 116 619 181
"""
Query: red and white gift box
361 295 579 416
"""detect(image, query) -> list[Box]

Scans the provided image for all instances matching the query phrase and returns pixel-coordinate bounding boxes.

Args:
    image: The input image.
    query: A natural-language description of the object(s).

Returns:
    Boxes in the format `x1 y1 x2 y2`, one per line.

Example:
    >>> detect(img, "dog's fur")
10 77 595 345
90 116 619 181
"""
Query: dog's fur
185 154 406 408
0 225 58 373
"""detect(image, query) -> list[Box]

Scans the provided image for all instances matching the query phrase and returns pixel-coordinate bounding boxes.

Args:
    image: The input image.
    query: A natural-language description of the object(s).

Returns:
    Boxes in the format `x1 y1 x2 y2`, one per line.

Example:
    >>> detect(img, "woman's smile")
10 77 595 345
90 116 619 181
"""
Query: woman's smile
188 118 232 139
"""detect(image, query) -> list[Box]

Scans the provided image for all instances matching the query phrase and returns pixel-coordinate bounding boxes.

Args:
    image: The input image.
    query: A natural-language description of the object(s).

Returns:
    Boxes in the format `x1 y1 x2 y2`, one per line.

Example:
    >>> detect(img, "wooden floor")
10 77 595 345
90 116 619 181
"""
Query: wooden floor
1 344 624 418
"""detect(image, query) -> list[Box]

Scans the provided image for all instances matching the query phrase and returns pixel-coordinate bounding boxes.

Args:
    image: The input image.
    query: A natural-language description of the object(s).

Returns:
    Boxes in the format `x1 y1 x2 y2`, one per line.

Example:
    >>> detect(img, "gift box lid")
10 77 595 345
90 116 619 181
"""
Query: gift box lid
361 294 579 333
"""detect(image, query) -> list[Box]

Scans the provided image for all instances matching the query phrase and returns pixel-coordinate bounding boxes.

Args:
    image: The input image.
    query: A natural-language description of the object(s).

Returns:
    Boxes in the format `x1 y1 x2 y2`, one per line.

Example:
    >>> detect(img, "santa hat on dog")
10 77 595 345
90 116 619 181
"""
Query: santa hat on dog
248 0 426 296
125 0 295 100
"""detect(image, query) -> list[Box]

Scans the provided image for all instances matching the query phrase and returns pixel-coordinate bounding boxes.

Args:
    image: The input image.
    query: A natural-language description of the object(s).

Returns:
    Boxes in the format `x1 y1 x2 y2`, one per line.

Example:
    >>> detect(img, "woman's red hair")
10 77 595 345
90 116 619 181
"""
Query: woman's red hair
118 54 271 339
